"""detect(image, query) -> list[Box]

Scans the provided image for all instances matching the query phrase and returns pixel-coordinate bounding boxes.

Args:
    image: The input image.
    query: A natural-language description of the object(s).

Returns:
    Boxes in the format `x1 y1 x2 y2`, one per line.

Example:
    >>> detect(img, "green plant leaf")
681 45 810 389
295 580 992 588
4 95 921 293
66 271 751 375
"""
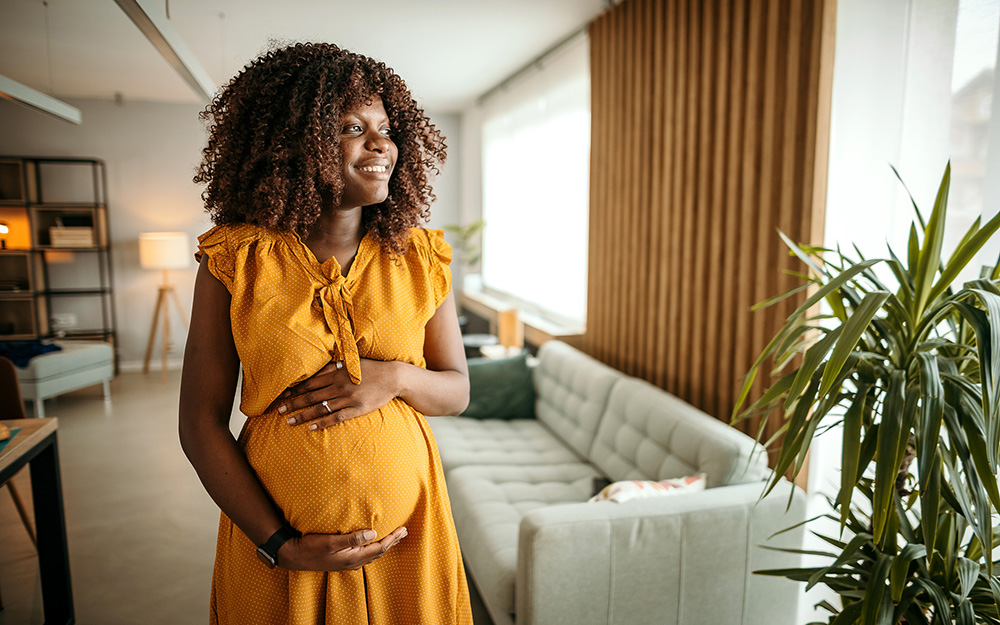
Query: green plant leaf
819 291 890 400
840 385 868 528
862 553 894 625
921 454 942 562
930 215 1000 301
915 352 945 491
956 598 975 625
806 532 874 590
908 223 921 278
891 163 929 230
951 294 1000 463
913 163 951 317
770 371 824 495
873 370 906 544
928 211 1000 306
890 543 927 601
886 245 915 309
767 514 831 540
957 557 979 602
913 577 953 624
891 582 926 624
732 260 882 422
984 573 1000 622
830 601 863 625
752 282 813 311
971 289 1000 433
779 230 829 278
787 327 843 413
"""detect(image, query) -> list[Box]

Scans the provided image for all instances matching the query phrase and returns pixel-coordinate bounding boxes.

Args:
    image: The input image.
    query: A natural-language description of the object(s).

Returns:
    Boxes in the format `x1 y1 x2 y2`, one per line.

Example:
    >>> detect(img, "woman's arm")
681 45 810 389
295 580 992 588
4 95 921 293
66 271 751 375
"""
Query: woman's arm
280 291 470 428
179 258 406 568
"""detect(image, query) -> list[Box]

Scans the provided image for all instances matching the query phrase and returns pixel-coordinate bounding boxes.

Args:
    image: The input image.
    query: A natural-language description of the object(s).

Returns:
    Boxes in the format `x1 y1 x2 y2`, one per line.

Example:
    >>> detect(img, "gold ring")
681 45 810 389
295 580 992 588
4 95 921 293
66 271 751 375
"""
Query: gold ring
321 400 331 414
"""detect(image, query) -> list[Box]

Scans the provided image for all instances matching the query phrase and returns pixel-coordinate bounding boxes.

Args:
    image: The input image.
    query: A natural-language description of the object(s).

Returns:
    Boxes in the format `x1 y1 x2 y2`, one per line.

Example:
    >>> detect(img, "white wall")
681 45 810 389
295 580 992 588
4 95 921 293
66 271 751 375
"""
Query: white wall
0 98 461 369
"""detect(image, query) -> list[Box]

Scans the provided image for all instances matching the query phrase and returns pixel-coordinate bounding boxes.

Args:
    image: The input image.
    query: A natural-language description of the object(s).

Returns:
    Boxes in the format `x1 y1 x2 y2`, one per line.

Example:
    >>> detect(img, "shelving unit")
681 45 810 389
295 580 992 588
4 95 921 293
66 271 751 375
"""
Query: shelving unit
0 157 118 364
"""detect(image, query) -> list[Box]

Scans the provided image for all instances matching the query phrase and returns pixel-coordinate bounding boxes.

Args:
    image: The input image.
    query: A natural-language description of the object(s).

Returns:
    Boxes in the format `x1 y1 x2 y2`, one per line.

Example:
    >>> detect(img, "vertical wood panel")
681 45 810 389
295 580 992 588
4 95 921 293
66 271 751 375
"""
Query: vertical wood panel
718 0 745 421
666 0 686 390
583 0 834 450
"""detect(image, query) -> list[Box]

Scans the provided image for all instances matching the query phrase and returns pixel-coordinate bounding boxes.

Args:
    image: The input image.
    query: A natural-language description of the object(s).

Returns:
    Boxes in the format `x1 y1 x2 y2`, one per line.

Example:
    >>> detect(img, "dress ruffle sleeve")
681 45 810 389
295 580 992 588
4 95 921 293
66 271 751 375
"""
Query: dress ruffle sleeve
197 225 236 292
420 229 453 308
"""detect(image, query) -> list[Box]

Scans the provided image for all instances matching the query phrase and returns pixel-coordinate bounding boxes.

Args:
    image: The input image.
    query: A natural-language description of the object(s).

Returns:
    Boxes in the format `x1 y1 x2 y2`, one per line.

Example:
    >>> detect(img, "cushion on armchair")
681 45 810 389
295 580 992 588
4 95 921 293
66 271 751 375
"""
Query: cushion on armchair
461 353 536 420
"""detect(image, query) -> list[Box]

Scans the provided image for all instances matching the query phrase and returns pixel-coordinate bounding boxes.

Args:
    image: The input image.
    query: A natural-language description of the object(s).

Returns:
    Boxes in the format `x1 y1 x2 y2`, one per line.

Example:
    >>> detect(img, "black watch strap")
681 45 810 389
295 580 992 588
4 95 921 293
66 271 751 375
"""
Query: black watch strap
256 525 301 569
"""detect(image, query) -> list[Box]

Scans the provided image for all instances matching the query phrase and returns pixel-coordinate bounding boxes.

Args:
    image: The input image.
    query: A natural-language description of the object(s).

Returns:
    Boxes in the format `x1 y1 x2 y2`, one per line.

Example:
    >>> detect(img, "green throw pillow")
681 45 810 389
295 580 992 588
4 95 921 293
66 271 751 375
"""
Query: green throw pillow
461 353 536 420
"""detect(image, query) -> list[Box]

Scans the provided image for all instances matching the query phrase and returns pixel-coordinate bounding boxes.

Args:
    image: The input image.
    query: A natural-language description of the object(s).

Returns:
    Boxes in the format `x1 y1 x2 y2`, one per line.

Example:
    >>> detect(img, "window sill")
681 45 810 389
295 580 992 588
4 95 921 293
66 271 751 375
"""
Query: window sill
458 288 584 349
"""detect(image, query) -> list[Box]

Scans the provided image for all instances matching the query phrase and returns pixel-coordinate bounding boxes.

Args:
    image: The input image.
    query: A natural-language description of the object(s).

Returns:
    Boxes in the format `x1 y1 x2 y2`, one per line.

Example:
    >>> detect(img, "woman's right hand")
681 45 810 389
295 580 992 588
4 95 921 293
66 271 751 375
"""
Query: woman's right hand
277 526 408 571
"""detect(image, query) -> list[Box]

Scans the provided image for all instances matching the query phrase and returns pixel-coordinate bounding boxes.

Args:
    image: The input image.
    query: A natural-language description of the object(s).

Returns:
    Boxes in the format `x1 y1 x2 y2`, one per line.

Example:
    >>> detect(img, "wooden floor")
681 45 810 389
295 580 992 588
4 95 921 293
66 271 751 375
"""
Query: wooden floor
0 370 493 624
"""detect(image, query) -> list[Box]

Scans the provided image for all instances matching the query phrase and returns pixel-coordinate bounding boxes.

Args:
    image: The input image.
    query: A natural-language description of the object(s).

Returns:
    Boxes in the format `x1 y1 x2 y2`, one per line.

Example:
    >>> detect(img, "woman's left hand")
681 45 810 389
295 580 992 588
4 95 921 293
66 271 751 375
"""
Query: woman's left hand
277 358 401 429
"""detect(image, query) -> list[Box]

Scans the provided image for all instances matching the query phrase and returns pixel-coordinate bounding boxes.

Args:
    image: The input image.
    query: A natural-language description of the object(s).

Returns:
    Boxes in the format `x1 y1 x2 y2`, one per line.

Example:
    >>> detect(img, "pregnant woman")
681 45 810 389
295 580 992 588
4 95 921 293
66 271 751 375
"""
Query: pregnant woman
178 42 473 624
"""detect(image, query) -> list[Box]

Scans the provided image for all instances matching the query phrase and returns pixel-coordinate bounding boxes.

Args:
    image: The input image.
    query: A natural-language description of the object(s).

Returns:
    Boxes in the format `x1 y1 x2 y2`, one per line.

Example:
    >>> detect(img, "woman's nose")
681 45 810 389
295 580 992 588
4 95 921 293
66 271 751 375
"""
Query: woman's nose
366 132 390 153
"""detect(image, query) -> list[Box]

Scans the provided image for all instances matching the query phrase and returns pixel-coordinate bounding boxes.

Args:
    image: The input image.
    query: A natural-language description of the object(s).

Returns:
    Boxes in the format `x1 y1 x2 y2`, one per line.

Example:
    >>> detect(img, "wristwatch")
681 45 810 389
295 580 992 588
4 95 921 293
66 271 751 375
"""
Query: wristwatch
256 525 301 569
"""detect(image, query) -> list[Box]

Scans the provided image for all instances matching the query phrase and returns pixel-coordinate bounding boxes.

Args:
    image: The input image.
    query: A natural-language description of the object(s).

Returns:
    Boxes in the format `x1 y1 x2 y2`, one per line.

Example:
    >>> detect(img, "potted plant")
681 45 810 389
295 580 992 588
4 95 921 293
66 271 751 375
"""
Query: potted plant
734 164 1000 624
444 219 486 292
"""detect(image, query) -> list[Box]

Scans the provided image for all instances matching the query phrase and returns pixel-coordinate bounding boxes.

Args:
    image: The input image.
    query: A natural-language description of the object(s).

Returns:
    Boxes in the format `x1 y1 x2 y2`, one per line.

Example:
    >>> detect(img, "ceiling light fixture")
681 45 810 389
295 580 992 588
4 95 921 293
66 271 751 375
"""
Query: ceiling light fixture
0 75 81 124
114 0 215 103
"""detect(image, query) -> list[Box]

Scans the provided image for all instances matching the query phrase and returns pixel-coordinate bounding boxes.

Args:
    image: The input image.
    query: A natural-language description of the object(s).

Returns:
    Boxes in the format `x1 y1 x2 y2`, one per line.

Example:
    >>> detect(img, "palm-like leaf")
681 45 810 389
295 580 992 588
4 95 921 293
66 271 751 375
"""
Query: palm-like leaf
737 164 1000 623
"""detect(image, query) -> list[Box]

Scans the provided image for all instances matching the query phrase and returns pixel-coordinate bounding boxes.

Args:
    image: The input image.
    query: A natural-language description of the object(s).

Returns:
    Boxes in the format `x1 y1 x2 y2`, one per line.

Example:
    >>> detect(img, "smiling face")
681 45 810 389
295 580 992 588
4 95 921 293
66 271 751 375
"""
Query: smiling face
337 97 397 210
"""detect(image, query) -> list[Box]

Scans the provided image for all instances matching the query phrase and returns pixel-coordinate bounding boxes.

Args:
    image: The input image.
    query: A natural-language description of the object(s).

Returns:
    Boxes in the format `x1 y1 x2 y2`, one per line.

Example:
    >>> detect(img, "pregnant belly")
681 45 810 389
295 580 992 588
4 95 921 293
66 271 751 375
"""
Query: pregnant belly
241 398 431 538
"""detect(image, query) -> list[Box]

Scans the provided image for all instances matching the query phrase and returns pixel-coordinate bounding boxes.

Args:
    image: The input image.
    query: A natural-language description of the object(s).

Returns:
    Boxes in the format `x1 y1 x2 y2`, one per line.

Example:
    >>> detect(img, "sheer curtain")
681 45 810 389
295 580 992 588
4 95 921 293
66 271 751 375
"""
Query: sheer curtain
479 35 590 325
801 2 1000 620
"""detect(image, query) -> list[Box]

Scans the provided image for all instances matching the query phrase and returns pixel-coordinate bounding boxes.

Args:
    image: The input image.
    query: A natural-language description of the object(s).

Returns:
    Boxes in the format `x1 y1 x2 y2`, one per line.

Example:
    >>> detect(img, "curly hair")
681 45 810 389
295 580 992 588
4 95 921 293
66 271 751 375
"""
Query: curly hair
194 42 447 255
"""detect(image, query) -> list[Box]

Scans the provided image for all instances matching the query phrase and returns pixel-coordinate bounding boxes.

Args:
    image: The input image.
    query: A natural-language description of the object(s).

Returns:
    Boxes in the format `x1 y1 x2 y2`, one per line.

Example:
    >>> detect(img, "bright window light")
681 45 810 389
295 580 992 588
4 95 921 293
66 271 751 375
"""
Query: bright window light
480 36 590 325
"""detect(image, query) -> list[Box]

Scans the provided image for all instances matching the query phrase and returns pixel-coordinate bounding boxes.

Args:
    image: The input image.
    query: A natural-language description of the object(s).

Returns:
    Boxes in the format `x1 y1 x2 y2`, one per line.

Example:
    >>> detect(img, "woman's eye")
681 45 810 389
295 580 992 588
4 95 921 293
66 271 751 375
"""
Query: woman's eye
380 128 392 137
342 124 362 133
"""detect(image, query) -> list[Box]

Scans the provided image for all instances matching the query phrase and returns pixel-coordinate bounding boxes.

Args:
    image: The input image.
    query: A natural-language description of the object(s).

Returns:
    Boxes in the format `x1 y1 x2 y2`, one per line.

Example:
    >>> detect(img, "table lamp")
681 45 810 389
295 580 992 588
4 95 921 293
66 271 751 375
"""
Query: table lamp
139 232 190 376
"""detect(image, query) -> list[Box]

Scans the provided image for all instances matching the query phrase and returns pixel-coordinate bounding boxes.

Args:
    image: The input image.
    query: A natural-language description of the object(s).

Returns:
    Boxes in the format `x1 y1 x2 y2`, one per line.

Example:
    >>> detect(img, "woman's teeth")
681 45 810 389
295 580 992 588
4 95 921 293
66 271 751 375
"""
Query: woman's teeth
358 165 387 173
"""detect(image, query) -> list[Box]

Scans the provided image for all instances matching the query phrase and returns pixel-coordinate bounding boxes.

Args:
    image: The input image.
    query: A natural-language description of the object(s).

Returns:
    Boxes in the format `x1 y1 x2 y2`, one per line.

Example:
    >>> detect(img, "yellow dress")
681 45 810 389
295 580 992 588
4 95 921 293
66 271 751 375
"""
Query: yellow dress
197 223 473 625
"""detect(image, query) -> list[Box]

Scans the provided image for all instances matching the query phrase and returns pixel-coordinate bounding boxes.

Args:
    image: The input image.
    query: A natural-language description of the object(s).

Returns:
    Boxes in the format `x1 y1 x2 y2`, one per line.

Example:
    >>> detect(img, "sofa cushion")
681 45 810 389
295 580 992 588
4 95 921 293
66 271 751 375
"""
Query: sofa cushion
428 417 583 474
461 353 536 420
533 341 623 458
588 378 768 488
447 463 599 620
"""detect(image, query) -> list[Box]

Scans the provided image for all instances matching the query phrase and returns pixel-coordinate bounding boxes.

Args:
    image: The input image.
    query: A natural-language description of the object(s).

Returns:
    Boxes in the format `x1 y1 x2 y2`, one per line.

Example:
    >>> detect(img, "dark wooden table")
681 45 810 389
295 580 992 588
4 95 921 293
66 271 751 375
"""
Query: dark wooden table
0 418 74 624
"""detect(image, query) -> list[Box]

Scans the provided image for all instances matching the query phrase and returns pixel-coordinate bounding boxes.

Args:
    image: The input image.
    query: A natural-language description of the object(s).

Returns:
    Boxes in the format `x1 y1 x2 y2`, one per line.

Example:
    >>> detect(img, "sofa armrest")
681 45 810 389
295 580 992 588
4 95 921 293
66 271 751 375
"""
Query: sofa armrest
516 480 806 625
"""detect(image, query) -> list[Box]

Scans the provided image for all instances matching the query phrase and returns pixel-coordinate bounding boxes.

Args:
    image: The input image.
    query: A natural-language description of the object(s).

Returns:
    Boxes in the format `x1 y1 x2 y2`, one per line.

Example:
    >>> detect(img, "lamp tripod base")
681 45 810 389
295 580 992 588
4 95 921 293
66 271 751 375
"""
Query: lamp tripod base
143 274 189 377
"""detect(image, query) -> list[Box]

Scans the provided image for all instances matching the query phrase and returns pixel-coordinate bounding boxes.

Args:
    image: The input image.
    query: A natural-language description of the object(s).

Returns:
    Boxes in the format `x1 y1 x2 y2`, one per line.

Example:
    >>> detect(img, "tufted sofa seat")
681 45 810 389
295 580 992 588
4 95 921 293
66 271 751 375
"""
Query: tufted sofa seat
429 340 806 625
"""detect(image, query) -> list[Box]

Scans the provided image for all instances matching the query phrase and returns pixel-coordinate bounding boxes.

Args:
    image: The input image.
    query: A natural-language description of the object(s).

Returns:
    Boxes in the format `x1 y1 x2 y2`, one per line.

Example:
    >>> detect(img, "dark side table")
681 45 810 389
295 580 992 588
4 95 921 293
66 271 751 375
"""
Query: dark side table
0 418 74 624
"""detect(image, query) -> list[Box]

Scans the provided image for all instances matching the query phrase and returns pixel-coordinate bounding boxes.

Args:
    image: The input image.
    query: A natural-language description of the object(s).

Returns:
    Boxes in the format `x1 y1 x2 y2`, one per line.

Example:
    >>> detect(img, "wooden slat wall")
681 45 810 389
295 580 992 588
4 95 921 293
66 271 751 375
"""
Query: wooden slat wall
584 0 836 444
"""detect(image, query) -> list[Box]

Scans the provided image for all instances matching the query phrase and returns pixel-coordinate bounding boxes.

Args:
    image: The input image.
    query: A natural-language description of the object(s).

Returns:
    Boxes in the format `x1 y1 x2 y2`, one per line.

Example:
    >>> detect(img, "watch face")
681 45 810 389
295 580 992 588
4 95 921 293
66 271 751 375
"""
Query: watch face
256 546 277 569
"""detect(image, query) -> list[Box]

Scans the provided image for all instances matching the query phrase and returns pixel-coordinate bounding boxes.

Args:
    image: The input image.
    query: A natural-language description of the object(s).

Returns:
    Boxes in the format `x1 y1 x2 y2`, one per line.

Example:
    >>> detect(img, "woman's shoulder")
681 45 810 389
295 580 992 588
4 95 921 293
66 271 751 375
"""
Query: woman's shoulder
198 223 284 249
404 227 451 263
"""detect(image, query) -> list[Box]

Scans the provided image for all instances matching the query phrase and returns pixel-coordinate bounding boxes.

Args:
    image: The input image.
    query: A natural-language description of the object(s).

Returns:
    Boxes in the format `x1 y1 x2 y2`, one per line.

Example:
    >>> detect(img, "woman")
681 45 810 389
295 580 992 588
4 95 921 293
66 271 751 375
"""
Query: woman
178 43 473 624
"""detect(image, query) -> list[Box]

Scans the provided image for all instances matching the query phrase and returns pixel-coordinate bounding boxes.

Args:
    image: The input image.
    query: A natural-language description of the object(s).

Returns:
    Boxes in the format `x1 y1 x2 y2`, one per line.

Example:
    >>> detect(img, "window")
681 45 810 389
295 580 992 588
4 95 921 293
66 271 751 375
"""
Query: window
479 35 590 326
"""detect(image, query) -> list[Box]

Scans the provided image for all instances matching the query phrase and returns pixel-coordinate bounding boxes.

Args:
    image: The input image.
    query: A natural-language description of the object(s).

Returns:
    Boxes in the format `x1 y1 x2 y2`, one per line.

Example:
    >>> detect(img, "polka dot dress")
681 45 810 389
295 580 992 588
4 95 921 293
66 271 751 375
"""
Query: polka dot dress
197 224 473 625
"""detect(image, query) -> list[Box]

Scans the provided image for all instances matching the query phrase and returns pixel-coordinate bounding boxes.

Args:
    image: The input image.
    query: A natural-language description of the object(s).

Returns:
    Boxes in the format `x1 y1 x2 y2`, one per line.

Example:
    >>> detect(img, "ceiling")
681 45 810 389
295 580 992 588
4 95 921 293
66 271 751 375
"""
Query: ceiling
0 0 607 113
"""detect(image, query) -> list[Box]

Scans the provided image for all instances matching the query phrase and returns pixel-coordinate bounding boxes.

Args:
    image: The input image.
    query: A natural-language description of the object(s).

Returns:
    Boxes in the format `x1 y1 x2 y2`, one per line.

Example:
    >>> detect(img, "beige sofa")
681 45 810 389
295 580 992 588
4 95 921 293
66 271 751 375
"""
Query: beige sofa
429 341 806 625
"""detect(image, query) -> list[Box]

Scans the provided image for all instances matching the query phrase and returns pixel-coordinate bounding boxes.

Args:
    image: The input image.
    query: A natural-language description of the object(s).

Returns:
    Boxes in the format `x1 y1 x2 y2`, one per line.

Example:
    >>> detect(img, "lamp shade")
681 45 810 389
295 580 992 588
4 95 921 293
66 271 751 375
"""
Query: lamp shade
139 232 190 270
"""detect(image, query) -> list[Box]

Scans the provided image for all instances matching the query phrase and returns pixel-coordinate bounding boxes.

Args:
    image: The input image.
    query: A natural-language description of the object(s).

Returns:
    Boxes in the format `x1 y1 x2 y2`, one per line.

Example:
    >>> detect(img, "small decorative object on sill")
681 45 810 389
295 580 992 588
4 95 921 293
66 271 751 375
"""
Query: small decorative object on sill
0 221 8 249
49 226 94 247
497 308 523 349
